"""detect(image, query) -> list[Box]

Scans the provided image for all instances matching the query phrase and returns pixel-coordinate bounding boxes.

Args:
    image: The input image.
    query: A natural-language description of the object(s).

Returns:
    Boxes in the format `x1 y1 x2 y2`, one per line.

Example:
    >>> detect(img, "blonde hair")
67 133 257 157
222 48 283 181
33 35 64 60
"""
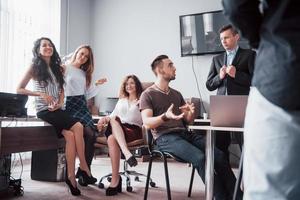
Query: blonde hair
70 45 94 87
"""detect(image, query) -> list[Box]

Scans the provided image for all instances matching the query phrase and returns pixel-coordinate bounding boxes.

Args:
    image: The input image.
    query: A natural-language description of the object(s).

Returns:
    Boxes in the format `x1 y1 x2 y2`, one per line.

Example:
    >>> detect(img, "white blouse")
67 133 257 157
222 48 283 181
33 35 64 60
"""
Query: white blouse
110 98 142 127
64 64 99 99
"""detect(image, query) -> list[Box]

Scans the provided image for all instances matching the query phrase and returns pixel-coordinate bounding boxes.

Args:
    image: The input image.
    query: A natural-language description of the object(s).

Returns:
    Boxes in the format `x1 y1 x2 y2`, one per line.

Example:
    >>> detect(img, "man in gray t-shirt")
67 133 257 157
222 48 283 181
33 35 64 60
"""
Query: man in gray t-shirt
140 55 242 200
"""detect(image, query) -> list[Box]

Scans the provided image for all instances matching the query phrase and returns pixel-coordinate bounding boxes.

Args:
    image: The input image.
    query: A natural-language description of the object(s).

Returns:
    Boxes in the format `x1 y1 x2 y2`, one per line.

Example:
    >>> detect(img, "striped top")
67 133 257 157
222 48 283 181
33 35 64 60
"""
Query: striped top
33 68 61 112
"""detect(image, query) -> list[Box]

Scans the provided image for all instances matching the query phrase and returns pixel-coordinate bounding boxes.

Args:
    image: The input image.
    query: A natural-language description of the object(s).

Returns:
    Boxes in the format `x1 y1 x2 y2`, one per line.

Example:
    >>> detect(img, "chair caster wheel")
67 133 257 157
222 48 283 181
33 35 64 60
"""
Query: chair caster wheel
150 181 156 187
98 182 104 189
134 176 140 181
126 186 133 192
107 177 112 182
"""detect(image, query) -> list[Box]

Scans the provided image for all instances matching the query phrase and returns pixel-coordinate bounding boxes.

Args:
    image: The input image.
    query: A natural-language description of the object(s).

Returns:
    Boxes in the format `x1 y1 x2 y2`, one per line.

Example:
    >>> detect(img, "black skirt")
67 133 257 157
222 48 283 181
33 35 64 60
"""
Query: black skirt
37 109 79 138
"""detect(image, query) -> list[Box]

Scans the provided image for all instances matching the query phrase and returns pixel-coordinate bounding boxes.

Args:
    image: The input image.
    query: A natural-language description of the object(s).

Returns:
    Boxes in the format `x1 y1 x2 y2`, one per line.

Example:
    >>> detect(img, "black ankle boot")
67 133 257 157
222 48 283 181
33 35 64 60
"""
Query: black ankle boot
65 178 81 196
106 176 122 196
78 169 97 186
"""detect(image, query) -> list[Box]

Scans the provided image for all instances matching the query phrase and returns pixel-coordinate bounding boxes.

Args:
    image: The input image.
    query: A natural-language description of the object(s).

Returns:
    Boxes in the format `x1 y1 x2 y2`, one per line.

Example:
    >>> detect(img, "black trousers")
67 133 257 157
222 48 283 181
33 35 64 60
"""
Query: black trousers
215 131 244 161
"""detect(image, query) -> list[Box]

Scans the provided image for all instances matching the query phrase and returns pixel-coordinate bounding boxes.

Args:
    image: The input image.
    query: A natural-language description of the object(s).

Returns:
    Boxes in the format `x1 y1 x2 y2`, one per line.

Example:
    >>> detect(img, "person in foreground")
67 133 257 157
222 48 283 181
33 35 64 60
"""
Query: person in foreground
140 55 242 200
222 0 300 199
16 37 94 196
206 24 255 159
97 75 144 196
63 44 107 185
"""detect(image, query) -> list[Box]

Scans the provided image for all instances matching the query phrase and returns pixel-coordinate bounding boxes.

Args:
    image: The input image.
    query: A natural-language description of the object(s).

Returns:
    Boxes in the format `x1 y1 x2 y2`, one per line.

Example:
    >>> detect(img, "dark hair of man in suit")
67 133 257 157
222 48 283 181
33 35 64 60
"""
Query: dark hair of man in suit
219 24 239 35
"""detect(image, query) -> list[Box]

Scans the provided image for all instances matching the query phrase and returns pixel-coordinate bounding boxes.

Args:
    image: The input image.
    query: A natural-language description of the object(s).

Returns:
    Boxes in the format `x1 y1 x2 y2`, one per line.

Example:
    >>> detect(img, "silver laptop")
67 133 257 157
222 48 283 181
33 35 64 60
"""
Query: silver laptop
210 95 248 127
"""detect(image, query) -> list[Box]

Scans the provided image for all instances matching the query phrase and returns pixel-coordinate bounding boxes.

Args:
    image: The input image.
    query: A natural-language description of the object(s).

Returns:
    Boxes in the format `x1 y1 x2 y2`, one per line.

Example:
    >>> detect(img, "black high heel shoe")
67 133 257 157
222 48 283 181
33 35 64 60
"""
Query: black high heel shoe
76 168 97 183
65 178 81 196
126 155 138 167
78 169 97 186
106 176 122 196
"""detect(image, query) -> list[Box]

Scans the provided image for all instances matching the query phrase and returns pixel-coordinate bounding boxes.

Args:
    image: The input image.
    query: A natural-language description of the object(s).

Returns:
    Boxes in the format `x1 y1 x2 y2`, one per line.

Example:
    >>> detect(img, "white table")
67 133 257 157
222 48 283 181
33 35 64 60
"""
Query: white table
188 124 244 200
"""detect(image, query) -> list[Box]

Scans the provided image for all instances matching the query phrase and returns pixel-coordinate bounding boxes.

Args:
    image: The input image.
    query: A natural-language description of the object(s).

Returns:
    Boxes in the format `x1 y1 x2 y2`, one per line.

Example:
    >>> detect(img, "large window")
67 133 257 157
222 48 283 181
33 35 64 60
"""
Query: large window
0 0 61 115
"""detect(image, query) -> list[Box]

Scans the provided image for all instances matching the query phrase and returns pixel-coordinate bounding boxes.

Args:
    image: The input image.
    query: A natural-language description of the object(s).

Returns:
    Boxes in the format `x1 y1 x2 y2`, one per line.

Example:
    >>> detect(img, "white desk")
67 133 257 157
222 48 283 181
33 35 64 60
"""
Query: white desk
194 119 210 123
188 124 243 200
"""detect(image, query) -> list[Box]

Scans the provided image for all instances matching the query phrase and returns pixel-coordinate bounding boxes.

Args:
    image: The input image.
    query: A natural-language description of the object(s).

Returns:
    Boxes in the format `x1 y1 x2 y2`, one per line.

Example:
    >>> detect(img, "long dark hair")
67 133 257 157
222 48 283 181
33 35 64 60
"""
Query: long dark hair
119 75 143 99
31 37 64 89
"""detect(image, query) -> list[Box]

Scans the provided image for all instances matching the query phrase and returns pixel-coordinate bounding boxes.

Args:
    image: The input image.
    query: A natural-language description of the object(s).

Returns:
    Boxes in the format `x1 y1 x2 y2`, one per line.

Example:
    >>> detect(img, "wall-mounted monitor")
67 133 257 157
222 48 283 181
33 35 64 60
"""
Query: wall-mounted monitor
179 10 249 56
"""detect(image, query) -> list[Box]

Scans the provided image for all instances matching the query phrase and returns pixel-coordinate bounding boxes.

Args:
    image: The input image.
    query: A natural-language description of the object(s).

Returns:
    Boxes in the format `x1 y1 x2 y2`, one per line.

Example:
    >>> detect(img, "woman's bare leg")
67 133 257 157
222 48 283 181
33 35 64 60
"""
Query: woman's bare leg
107 135 121 187
70 122 91 176
110 117 132 160
62 130 77 187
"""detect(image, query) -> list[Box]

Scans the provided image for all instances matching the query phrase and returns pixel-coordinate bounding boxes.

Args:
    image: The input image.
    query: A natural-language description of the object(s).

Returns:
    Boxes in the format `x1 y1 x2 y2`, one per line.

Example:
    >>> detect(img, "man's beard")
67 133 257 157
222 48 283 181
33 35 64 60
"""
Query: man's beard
164 76 175 82
162 72 176 82
169 76 176 81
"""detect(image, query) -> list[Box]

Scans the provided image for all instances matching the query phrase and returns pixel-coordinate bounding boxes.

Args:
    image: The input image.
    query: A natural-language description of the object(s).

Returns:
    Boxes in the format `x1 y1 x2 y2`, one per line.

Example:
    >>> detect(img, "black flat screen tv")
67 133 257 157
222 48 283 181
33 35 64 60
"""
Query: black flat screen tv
179 10 249 56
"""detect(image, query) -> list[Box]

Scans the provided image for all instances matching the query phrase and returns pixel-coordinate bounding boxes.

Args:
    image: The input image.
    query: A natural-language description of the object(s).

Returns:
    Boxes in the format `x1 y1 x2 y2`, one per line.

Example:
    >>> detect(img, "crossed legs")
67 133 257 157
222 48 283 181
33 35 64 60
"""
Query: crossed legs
62 122 91 188
106 117 133 187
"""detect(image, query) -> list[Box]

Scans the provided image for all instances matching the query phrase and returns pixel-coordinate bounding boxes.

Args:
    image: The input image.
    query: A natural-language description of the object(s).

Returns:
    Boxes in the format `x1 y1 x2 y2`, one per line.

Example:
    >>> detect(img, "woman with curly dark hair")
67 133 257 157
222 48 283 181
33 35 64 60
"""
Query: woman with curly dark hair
97 74 143 196
16 37 94 196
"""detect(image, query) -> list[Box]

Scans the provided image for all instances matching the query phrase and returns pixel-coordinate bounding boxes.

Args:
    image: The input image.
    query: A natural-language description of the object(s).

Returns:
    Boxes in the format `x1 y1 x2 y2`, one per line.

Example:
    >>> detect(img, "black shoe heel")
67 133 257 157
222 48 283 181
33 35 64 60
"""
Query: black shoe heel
75 168 81 179
78 169 97 186
106 176 122 196
126 155 138 167
65 178 81 196
117 176 122 193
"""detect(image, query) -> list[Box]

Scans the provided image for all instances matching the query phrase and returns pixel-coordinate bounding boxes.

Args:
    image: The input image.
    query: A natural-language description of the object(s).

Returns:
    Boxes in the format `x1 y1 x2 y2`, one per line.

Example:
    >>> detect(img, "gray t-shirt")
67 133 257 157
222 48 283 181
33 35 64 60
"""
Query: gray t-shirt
139 85 186 139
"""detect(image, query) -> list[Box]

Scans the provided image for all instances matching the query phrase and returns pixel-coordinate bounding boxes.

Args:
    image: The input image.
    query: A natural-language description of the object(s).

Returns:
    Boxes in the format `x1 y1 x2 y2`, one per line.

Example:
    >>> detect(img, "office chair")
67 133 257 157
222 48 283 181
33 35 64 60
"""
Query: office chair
94 127 156 192
94 82 156 192
144 129 196 200
143 97 202 199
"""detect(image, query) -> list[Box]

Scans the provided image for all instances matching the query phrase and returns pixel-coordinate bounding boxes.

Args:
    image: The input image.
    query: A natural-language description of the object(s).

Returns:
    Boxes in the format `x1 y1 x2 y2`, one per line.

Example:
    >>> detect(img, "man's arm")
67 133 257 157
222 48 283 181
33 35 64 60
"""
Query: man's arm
141 108 165 129
206 57 225 91
222 0 262 48
141 104 184 129
230 50 256 87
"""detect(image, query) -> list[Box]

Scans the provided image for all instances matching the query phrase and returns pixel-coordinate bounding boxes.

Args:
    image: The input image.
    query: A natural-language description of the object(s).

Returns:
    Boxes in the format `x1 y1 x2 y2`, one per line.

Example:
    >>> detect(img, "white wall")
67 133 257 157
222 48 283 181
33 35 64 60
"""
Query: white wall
60 0 92 55
89 0 222 113
62 0 222 113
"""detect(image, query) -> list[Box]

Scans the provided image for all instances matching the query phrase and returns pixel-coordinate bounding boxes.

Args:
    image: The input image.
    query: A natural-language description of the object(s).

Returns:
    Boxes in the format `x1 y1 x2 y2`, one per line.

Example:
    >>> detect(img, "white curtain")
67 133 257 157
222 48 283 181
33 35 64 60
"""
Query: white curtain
0 0 61 115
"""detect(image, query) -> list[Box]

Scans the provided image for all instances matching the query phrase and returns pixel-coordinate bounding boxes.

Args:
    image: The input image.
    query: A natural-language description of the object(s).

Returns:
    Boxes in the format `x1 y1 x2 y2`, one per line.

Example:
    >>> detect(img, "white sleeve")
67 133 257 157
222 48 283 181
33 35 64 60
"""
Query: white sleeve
85 84 101 100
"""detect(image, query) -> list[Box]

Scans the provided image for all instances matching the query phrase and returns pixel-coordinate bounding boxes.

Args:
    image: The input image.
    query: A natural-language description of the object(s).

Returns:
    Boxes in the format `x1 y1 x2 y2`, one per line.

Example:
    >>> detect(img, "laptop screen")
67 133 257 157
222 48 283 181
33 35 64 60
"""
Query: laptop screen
0 92 28 117
210 95 248 127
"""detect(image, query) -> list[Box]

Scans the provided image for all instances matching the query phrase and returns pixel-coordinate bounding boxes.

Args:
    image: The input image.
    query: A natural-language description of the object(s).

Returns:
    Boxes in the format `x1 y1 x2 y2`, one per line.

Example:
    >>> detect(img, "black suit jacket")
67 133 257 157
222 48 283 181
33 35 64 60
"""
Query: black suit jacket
206 47 256 95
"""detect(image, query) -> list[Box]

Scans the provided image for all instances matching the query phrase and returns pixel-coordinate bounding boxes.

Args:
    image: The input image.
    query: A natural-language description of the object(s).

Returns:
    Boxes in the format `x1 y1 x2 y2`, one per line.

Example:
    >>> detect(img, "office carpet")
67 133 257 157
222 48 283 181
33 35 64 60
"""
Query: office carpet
1 155 206 200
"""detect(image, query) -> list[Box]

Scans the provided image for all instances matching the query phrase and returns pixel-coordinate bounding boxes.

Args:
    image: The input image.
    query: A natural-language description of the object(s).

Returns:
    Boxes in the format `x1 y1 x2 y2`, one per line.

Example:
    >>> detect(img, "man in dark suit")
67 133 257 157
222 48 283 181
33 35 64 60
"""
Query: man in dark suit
206 24 255 159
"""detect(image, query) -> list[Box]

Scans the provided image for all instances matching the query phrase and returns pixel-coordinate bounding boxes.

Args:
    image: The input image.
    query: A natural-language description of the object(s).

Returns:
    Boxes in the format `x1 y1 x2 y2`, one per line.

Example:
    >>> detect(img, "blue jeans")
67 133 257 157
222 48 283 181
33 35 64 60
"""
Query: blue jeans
155 130 242 200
